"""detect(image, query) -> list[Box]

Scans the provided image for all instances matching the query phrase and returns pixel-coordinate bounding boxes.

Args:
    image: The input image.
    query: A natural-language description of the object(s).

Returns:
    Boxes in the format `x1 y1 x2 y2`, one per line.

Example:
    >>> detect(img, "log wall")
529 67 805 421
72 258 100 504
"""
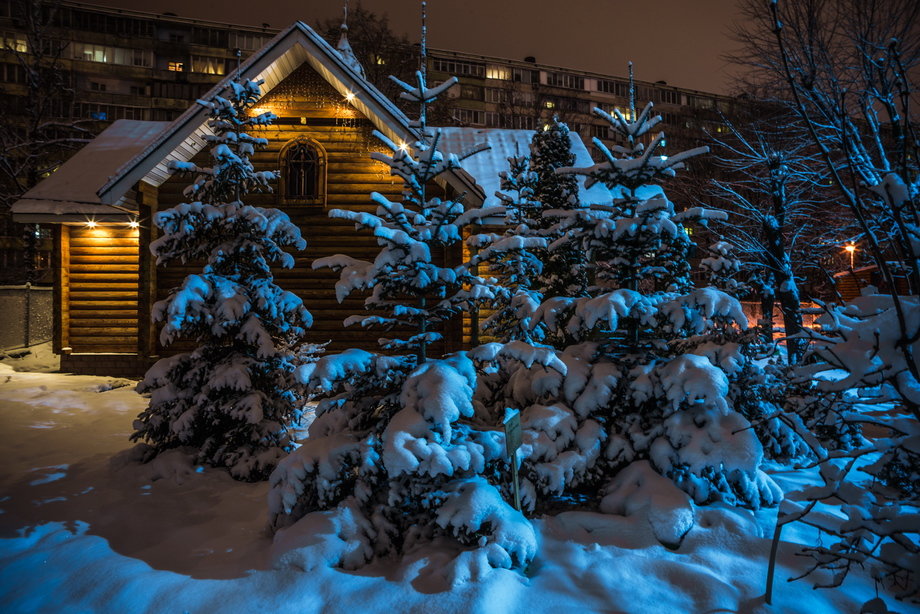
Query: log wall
66 225 140 353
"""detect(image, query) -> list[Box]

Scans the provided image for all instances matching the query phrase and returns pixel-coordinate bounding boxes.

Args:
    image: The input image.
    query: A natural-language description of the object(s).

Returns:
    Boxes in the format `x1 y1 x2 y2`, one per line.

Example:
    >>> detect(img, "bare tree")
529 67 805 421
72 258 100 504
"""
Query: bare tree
706 106 844 362
734 0 920 602
0 0 92 282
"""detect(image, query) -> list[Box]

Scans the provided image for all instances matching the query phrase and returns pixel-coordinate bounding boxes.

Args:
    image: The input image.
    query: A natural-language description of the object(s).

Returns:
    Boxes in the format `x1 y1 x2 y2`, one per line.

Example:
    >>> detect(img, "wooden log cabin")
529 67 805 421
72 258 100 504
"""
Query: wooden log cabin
11 21 608 377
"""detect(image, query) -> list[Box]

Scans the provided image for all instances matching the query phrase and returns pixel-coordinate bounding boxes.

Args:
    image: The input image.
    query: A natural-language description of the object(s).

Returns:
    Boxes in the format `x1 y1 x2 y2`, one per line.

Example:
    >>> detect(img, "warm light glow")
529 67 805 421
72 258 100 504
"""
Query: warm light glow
128 219 140 229
250 107 270 116
398 142 409 152
85 219 97 229
843 243 857 268
344 91 356 103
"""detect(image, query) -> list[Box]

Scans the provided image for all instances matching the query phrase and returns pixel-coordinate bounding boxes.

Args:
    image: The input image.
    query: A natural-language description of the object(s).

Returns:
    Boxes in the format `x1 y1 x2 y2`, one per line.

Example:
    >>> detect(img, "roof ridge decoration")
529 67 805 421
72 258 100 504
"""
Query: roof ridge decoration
335 0 366 78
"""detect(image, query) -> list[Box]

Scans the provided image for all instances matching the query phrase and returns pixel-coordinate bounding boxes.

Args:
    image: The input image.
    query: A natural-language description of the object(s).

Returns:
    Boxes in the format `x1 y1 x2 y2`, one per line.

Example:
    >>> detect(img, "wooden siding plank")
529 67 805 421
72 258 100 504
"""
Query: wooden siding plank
67 226 140 353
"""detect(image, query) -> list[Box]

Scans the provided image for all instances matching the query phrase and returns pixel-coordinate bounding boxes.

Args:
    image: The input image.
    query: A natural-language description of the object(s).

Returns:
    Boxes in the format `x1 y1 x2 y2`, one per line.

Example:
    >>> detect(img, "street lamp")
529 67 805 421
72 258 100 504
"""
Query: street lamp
844 243 856 268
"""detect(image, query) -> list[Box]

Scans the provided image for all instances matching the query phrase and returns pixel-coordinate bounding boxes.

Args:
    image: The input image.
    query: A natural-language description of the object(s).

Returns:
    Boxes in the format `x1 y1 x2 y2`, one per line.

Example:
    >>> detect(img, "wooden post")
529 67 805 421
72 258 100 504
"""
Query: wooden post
55 225 71 352
137 182 158 360
765 517 783 605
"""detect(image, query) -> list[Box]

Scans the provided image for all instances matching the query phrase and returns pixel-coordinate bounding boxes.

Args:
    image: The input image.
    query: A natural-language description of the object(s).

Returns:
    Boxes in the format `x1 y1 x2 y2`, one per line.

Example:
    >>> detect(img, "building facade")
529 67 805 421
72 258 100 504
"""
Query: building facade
0 0 277 283
426 48 739 161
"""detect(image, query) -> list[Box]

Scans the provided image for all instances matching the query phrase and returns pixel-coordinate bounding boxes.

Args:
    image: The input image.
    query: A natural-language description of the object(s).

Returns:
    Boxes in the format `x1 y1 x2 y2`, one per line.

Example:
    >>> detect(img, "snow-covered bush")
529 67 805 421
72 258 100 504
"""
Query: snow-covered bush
269 69 534 576
269 350 535 575
779 291 920 600
132 78 314 481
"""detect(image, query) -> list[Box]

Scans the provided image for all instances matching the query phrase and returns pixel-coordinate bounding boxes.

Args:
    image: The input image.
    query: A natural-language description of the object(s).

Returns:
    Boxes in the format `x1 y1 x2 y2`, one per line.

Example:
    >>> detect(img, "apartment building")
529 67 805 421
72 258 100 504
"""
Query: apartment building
0 1 738 285
426 48 738 162
0 0 278 283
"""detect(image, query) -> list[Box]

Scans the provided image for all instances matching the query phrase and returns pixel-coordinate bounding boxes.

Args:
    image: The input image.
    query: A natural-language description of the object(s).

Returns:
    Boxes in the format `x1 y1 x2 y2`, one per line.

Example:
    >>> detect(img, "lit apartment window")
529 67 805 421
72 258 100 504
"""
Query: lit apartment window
485 64 511 80
190 56 225 75
1 32 27 53
71 42 152 67
167 61 184 72
615 107 635 121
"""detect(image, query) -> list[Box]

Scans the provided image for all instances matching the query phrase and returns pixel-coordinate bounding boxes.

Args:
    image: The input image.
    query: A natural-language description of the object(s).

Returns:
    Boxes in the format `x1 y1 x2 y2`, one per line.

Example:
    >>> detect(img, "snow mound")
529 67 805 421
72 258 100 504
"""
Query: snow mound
600 460 695 549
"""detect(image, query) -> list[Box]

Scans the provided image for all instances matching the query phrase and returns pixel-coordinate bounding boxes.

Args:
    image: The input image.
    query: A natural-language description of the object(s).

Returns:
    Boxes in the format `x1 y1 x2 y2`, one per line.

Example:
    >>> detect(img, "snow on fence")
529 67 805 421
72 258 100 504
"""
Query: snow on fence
0 284 53 351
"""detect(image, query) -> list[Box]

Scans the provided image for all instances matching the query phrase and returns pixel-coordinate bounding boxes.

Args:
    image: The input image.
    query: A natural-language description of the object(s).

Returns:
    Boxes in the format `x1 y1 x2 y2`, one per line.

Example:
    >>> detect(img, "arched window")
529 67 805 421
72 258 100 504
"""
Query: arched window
281 138 326 204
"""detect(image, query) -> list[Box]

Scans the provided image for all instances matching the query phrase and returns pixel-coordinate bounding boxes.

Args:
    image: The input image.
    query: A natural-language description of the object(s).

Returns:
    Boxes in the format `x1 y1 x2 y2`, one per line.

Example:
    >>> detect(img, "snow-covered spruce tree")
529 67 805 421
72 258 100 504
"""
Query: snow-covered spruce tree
309 126 492 361
468 119 586 348
467 152 547 343
530 117 589 299
132 78 314 481
268 65 536 577
472 80 787 537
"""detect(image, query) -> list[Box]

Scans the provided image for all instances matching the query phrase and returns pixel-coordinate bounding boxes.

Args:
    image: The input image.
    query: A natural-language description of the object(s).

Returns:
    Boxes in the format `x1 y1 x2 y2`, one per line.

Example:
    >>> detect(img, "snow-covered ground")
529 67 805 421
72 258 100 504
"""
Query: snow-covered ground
0 354 896 613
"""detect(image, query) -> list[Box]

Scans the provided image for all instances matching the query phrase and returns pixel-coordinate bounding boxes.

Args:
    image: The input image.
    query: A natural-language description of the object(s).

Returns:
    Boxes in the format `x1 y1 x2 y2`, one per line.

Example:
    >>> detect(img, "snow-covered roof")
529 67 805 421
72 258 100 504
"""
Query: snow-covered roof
435 128 613 208
11 120 168 223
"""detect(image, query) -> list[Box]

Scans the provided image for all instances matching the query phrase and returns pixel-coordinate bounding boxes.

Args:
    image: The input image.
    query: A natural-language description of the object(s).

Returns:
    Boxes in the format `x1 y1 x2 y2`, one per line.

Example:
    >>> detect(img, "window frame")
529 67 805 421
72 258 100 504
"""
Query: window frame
280 138 327 206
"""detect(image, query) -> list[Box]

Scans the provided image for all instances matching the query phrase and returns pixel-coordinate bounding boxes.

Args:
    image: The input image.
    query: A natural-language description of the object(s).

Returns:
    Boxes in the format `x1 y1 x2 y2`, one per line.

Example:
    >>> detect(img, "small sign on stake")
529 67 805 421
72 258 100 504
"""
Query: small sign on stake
503 408 522 511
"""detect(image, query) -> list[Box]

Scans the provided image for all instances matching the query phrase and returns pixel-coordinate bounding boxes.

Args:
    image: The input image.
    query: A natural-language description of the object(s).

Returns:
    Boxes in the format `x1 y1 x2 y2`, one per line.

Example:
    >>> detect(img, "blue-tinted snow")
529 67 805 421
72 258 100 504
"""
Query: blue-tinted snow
435 127 614 209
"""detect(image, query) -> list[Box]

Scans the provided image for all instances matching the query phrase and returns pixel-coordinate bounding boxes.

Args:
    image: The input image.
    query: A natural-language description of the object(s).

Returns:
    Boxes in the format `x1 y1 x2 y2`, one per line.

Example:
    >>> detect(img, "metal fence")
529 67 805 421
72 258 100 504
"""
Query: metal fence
0 285 53 350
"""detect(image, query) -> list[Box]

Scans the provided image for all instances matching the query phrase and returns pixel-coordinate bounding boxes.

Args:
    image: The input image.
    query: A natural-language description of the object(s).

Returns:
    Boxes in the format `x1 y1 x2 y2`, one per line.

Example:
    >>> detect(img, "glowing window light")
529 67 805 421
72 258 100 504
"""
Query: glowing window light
85 219 97 229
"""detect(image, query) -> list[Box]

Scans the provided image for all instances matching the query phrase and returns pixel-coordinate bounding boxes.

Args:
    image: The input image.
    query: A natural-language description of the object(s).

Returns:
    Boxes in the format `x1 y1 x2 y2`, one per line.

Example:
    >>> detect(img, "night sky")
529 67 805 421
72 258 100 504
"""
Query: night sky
93 0 745 95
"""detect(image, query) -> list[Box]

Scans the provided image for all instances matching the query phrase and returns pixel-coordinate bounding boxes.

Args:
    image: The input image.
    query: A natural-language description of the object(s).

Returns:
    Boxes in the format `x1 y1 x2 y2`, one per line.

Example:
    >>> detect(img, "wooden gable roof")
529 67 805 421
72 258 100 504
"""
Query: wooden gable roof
96 21 483 208
12 20 484 224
